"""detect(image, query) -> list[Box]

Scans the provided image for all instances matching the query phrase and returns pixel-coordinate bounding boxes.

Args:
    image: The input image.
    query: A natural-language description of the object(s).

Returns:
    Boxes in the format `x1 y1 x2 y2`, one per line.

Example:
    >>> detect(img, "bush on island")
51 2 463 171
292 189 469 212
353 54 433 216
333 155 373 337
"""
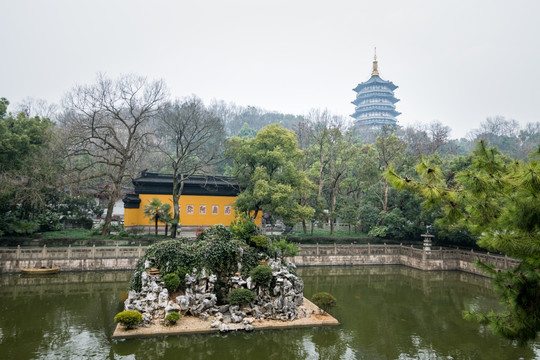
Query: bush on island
163 273 180 293
229 212 258 241
311 292 337 314
270 238 299 257
249 265 273 286
165 311 181 325
228 288 256 305
114 310 143 329
249 235 271 249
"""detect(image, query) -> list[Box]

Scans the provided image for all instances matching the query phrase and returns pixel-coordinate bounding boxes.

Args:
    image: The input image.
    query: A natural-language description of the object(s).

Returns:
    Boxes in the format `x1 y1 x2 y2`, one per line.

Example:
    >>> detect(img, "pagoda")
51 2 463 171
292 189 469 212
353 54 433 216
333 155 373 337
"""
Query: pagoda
351 50 400 129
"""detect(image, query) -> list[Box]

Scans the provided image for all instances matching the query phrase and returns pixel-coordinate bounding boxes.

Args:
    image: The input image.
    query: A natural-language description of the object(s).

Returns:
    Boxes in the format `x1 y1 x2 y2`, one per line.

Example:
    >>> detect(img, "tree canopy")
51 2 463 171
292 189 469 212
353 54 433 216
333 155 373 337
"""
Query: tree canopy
60 74 167 235
386 140 540 345
156 96 225 237
226 123 314 226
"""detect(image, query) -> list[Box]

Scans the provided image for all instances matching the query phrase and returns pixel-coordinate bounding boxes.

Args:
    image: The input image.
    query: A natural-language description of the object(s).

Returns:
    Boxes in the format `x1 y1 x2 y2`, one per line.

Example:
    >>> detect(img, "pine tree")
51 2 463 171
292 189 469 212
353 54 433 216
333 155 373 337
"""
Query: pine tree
385 140 540 345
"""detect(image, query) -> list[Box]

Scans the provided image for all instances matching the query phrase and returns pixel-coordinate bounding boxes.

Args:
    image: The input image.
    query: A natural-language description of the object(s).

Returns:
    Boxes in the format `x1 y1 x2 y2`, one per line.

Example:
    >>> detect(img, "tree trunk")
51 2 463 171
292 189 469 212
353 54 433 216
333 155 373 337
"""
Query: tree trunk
101 163 126 236
101 198 116 235
171 173 185 239
101 182 122 236
165 224 169 237
330 189 336 235
302 219 307 234
384 180 389 212
318 162 324 197
381 180 389 226
154 217 158 236
252 208 260 222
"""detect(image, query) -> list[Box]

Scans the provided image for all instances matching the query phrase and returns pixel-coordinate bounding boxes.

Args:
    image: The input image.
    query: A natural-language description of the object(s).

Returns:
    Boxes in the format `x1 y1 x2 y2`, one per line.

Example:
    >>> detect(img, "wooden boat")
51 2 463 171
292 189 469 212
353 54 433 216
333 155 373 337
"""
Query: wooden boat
20 267 60 275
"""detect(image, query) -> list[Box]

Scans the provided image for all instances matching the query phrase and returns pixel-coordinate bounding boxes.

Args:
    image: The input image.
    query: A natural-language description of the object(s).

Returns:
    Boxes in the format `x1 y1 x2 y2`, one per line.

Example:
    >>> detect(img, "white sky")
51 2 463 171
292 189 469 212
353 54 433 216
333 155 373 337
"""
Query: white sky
1 0 539 138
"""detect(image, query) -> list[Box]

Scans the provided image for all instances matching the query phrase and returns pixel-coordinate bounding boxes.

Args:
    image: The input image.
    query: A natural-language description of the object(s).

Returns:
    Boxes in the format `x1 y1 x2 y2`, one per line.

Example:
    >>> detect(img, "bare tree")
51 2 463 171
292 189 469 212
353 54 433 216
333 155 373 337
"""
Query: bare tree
401 121 452 157
476 116 520 138
305 108 344 197
15 97 59 120
208 99 241 136
60 74 167 235
156 97 225 237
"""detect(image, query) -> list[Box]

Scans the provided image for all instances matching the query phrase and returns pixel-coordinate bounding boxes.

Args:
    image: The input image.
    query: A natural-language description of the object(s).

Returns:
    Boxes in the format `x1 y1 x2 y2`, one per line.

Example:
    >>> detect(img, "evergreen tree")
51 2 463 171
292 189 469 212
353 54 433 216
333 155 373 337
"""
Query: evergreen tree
386 140 540 345
225 124 314 226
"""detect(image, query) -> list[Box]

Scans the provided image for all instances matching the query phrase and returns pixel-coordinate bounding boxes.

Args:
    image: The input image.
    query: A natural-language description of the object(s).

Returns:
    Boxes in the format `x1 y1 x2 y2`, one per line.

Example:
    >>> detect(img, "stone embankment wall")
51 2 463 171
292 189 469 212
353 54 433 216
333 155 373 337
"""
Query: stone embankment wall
0 244 519 275
292 244 519 276
0 245 144 273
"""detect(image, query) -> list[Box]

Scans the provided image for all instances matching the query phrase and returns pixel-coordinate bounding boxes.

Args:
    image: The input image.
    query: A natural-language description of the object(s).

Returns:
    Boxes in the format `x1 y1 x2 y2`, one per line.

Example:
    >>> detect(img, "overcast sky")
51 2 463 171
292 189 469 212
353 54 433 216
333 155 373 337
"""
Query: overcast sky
2 0 539 138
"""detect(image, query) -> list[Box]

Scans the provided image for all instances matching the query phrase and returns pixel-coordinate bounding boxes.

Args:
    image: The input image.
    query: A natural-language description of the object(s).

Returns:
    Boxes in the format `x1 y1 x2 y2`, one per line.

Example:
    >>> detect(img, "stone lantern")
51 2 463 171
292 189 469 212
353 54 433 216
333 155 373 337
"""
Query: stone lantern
421 231 434 255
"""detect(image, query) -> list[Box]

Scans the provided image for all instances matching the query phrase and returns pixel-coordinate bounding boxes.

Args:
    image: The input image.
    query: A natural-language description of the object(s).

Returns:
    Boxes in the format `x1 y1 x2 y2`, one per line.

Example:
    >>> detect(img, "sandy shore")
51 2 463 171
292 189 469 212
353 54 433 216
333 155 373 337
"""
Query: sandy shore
112 298 339 339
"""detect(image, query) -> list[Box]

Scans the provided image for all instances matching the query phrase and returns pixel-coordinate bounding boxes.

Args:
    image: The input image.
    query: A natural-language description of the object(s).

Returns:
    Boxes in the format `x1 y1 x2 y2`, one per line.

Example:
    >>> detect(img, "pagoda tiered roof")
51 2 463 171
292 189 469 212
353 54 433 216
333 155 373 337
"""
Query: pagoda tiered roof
352 75 398 92
351 51 400 128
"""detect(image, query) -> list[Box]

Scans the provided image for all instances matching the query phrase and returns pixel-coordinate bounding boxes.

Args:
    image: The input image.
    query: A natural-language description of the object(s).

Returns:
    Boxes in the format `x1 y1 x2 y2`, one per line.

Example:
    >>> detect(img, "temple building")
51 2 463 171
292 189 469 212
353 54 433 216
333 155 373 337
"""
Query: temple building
351 51 401 130
123 172 260 233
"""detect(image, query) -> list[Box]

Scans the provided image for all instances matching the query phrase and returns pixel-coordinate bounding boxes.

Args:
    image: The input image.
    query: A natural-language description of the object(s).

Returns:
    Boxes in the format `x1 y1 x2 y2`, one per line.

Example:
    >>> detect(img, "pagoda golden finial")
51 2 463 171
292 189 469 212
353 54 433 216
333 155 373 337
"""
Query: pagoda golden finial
371 47 379 76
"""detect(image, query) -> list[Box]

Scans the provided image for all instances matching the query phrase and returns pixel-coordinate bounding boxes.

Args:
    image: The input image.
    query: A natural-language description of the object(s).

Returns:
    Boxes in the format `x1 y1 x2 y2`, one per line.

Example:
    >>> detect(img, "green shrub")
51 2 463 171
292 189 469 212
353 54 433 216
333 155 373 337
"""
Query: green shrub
249 265 273 286
230 213 258 241
114 310 143 329
311 292 337 314
163 273 180 293
368 226 388 238
11 220 40 236
165 311 181 325
249 235 270 249
92 223 123 236
270 238 299 257
228 288 256 305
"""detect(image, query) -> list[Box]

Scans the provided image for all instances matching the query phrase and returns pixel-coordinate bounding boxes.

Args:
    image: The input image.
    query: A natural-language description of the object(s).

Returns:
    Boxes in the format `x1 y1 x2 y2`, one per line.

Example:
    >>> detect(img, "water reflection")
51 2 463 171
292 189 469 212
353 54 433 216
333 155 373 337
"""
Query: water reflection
0 267 538 359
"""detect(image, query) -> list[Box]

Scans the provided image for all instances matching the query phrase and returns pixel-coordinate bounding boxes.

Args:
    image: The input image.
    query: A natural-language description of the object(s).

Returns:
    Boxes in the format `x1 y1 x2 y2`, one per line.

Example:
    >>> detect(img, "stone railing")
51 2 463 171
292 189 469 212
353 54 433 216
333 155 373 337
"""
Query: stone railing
292 244 519 276
0 243 520 275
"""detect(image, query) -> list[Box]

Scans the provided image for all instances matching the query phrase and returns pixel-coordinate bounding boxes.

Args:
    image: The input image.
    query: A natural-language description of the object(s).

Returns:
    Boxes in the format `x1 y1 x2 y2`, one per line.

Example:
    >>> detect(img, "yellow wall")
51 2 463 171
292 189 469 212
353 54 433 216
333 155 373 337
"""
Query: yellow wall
125 194 260 227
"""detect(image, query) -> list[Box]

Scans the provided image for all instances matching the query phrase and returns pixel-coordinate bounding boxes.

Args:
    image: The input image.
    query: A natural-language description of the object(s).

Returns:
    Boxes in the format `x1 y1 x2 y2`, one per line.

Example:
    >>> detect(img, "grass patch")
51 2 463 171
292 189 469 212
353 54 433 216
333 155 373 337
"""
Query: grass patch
40 229 100 239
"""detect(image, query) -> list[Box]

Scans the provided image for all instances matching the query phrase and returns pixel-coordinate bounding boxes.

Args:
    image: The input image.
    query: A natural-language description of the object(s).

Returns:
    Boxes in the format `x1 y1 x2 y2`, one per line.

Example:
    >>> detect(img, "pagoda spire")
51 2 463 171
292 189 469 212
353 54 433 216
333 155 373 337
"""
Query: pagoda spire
371 47 379 76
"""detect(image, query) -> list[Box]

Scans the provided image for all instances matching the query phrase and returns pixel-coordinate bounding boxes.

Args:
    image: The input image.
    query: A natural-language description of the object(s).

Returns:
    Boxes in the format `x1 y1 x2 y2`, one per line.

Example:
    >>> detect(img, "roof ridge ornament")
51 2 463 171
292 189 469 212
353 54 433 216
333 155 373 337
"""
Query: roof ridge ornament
371 47 379 76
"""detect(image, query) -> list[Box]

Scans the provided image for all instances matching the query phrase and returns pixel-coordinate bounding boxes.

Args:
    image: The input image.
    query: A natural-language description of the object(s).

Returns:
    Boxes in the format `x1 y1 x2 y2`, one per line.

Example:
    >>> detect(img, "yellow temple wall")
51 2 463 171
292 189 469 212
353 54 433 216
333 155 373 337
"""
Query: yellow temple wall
124 194 261 227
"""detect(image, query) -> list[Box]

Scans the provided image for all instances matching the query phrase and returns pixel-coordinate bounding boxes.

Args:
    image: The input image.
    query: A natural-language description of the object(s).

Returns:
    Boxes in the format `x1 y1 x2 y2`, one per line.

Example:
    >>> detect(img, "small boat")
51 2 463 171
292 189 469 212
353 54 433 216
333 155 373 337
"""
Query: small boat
20 267 60 275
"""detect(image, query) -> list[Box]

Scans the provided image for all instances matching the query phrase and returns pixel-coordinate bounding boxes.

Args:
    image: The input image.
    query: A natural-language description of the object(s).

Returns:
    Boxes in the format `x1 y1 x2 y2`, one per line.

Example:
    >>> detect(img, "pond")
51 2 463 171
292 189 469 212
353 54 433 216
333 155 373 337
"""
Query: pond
0 266 538 359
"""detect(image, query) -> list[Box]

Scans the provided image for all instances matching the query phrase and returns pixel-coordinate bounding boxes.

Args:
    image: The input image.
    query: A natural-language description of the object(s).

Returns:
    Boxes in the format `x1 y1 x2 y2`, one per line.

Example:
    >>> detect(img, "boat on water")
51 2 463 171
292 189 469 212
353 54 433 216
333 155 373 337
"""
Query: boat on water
20 267 60 275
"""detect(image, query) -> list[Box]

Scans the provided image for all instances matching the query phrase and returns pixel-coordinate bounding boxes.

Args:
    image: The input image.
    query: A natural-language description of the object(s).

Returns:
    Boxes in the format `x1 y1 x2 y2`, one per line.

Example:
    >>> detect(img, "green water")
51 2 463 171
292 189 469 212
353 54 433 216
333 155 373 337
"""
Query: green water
0 266 537 360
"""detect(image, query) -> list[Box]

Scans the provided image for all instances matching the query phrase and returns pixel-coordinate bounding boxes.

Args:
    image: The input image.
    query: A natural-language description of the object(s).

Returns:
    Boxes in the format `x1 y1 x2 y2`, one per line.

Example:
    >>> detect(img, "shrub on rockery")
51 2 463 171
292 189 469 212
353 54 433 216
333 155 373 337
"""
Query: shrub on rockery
249 235 271 249
163 273 180 293
249 265 273 286
228 288 256 305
